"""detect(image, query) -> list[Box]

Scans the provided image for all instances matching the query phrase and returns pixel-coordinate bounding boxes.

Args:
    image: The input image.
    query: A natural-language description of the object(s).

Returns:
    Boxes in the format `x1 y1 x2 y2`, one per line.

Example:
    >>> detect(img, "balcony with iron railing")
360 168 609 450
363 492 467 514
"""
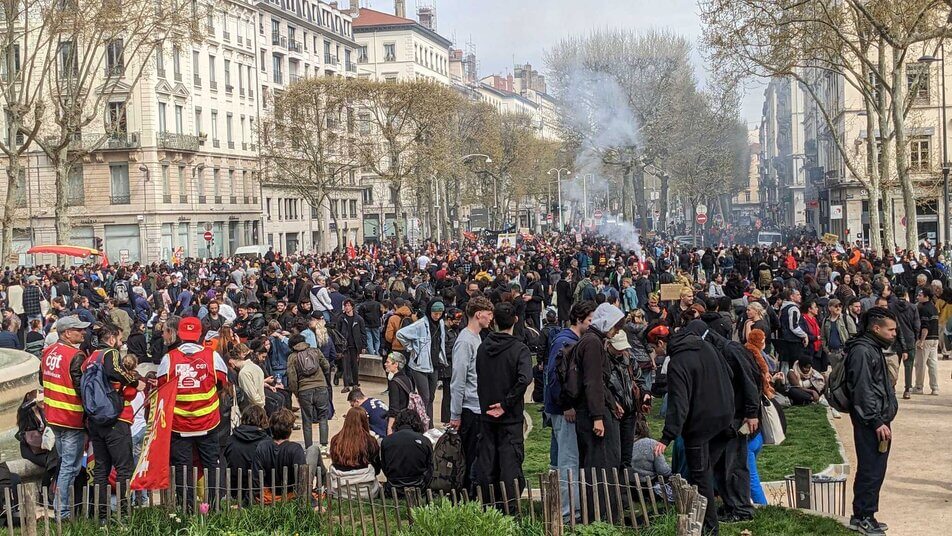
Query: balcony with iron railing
324 53 338 65
157 132 200 152
110 194 131 205
273 72 283 84
289 73 300 84
230 195 238 204
105 64 124 77
163 194 172 203
179 195 188 203
237 36 243 46
199 195 207 203
226 84 234 95
223 30 230 41
209 79 218 90
345 61 356 73
156 67 166 78
290 41 302 54
228 141 235 149
213 139 220 148
54 131 141 151
174 71 182 82
193 74 201 87
215 195 222 203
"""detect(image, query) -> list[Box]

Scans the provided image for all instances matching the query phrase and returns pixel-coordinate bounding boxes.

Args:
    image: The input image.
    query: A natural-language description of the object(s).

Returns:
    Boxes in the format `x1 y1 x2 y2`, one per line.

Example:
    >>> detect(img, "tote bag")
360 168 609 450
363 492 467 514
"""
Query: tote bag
761 396 786 445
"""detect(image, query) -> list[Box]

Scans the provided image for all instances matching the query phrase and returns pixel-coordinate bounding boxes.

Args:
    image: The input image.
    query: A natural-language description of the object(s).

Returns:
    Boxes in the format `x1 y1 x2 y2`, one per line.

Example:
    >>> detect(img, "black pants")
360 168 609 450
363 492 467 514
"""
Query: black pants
685 432 731 535
459 409 481 492
342 348 360 387
475 419 525 513
618 411 637 469
88 421 134 519
575 408 621 523
408 368 438 424
439 377 451 425
170 432 222 511
776 339 803 366
715 432 754 518
851 413 890 519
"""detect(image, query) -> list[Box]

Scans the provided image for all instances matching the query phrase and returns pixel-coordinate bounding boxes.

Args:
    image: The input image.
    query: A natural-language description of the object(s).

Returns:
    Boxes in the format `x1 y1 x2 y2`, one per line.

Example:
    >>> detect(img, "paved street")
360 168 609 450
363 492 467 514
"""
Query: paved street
832 359 952 535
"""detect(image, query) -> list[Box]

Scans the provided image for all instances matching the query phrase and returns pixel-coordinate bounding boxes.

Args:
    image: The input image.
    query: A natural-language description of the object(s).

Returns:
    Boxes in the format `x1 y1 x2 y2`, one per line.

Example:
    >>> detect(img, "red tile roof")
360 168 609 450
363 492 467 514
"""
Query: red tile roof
353 7 415 28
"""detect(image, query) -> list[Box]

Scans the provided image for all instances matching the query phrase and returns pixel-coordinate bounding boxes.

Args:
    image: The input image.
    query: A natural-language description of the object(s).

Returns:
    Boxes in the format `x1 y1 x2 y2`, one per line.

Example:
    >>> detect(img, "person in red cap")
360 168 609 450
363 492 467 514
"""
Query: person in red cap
157 315 229 509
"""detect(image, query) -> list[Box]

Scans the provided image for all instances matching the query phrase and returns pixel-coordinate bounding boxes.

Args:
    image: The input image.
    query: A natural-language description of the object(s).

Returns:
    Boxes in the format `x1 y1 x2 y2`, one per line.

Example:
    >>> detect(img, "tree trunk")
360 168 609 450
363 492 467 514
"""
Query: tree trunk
393 182 404 246
54 152 72 246
621 165 633 222
1 159 21 266
633 166 649 234
863 93 883 255
660 174 670 231
892 50 917 252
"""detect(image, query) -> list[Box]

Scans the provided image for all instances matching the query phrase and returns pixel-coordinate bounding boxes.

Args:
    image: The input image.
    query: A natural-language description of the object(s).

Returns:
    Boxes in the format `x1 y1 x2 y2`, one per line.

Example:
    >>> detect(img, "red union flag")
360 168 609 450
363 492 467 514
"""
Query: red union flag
130 380 178 490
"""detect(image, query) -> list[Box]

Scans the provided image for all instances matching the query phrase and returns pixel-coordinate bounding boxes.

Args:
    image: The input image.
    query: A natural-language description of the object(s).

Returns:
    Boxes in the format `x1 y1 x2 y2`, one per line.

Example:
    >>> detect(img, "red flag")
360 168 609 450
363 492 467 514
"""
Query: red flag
346 241 356 260
131 380 178 490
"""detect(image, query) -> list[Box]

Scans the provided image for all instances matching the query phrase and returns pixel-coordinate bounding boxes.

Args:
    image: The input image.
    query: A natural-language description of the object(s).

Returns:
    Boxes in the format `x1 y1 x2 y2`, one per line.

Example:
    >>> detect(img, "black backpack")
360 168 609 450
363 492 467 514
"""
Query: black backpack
554 342 581 407
430 429 465 492
295 348 327 378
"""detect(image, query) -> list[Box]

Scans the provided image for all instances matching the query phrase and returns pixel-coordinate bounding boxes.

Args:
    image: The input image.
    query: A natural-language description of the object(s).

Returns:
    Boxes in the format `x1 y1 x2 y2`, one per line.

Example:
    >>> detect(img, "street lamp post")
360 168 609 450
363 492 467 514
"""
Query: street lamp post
921 52 950 243
548 167 571 231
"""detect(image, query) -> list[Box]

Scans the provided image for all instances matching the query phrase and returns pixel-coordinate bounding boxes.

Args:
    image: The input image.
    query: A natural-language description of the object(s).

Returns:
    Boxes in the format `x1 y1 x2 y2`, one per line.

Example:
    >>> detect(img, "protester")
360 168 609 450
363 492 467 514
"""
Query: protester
287 333 331 449
327 407 381 499
396 299 447 424
380 409 433 496
347 389 388 439
223 405 270 504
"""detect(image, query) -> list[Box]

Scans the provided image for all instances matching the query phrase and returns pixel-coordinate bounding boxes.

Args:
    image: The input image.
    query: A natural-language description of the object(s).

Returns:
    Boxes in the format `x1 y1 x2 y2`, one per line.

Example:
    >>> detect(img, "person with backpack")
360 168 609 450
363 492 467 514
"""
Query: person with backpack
112 270 134 321
383 352 419 434
287 333 331 449
383 300 413 355
474 301 532 513
396 299 447 425
40 315 89 520
82 323 140 520
839 307 899 536
449 296 494 491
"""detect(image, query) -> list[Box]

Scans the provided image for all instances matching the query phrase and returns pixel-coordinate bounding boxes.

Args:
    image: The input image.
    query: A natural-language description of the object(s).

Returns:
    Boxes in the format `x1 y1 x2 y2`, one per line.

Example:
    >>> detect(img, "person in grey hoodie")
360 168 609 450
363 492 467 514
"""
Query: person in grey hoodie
449 296 494 490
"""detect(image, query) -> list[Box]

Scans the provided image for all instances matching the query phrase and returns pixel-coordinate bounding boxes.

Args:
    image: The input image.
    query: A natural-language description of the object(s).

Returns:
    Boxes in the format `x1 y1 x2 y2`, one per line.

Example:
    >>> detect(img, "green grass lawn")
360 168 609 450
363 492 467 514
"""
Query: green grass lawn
524 403 842 483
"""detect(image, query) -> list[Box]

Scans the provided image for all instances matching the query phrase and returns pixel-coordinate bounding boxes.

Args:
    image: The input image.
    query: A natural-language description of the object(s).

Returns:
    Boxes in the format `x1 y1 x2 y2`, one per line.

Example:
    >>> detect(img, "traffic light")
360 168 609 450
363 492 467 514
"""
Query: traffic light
94 236 103 251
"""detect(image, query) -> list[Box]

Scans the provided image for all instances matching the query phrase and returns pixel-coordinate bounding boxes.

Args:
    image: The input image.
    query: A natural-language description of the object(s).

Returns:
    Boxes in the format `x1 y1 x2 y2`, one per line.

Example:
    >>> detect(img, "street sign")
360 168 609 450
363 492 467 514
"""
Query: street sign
696 213 708 225
594 209 603 220
546 213 553 223
830 205 843 220
203 231 213 242
696 204 708 215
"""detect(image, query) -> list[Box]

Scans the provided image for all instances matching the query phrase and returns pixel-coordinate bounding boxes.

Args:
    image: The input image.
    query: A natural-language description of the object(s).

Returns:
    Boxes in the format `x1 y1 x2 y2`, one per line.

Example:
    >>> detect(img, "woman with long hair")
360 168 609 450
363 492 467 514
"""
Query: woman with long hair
327 408 381 499
743 329 780 506
329 408 380 472
217 324 241 357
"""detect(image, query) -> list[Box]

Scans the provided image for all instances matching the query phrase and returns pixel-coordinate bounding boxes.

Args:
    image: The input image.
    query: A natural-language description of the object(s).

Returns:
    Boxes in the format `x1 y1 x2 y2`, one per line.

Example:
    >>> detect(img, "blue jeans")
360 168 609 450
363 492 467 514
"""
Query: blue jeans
748 431 767 505
131 428 148 504
52 426 85 518
366 327 381 356
549 414 580 521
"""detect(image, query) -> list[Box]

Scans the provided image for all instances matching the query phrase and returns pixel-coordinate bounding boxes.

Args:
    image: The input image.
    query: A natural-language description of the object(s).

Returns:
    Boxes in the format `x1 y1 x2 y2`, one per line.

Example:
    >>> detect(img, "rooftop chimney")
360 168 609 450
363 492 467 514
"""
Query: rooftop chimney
395 0 406 18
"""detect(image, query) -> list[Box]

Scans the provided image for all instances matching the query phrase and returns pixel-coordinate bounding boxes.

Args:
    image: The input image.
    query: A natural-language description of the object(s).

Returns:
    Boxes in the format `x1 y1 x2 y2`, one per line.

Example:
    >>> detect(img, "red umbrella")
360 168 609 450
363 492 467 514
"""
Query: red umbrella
27 245 101 258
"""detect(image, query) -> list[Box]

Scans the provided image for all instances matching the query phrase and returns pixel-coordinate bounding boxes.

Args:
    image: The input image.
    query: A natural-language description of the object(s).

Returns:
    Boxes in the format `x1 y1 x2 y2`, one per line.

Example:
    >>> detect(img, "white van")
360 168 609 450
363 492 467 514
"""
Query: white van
757 231 782 247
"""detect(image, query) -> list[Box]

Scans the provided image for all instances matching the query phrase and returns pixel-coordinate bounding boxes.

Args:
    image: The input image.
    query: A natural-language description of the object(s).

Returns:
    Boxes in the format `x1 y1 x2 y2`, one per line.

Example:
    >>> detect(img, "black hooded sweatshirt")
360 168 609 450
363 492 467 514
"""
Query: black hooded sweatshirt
475 331 532 424
223 424 271 485
661 329 735 445
685 320 760 426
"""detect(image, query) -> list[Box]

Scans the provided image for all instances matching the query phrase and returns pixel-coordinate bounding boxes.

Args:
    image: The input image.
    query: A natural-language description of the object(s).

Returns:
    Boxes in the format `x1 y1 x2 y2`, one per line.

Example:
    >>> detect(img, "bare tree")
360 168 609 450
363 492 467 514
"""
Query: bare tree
351 79 458 245
259 77 360 252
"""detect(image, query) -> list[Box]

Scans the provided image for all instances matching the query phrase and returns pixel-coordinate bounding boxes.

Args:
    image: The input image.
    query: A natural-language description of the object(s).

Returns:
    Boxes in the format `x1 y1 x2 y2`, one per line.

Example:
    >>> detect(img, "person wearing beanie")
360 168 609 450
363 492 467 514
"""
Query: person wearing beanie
396 299 446 425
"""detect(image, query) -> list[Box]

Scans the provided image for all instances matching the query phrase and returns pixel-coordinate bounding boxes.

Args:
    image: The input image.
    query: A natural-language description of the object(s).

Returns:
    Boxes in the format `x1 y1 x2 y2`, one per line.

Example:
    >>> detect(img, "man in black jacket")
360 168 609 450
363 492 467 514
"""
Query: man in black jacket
653 324 735 535
380 408 433 496
474 301 532 512
845 307 899 535
335 299 367 394
685 320 760 522
358 297 384 356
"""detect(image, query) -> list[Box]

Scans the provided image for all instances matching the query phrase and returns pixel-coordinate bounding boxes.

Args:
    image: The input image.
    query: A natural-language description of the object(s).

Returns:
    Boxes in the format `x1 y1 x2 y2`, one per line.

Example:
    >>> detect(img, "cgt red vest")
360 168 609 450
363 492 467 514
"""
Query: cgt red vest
41 342 85 429
168 347 221 434
81 349 137 425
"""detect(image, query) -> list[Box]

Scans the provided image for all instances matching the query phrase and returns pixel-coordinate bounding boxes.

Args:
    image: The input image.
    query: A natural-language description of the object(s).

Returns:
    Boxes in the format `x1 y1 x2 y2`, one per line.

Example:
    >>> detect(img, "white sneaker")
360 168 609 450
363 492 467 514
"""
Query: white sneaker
819 395 830 408
831 408 842 419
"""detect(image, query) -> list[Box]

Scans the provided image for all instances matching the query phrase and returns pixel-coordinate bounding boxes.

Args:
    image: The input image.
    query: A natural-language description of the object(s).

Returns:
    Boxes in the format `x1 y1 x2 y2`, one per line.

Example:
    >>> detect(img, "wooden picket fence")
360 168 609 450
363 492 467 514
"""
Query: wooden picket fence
0 465 706 536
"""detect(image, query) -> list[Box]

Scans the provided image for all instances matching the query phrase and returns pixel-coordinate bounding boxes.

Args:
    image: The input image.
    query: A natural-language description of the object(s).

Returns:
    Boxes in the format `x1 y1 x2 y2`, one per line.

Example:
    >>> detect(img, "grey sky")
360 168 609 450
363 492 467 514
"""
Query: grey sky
361 0 765 130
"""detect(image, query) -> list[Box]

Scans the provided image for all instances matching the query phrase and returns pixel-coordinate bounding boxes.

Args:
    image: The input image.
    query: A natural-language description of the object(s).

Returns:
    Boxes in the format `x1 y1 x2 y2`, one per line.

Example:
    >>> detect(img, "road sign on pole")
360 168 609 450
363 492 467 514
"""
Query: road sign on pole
203 231 213 242
696 213 708 225
696 204 708 215
594 209 603 221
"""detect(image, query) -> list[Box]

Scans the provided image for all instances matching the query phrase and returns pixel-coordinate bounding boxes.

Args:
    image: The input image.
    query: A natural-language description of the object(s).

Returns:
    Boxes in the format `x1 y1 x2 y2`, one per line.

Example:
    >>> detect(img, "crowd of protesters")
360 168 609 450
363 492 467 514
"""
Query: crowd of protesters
0 230 947 534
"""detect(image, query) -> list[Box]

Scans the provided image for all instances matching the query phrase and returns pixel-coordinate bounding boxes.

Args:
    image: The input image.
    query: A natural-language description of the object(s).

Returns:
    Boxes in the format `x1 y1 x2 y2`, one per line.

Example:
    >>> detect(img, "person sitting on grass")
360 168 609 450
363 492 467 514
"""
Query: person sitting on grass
629 416 671 483
327 407 381 499
223 405 270 505
255 407 306 504
380 408 432 497
786 356 826 405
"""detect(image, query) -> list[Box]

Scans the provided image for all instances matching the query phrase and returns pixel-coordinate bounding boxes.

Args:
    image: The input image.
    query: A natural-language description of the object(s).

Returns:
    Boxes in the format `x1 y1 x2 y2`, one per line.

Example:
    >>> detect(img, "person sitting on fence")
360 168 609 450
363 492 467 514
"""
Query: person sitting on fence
327 407 381 499
256 408 306 504
380 408 433 498
223 405 270 505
